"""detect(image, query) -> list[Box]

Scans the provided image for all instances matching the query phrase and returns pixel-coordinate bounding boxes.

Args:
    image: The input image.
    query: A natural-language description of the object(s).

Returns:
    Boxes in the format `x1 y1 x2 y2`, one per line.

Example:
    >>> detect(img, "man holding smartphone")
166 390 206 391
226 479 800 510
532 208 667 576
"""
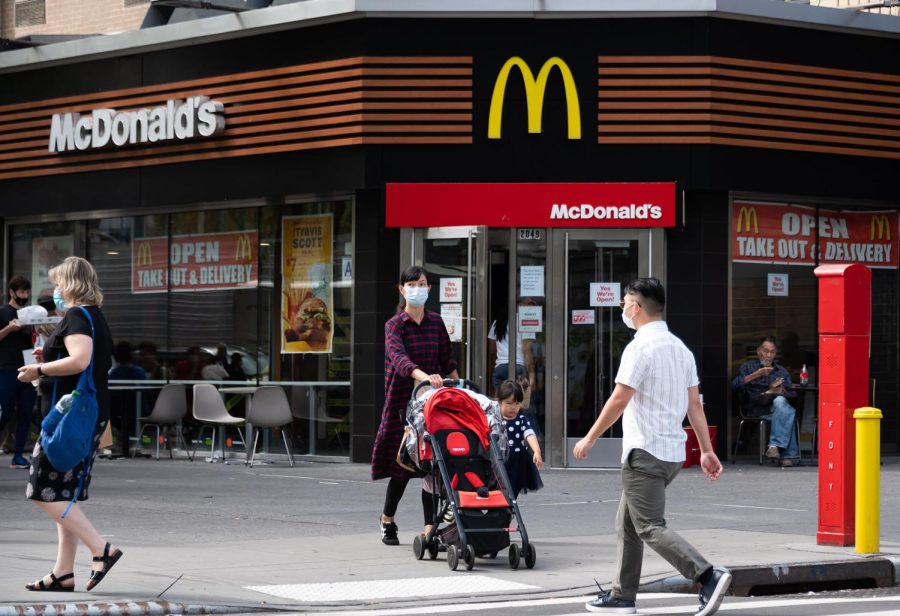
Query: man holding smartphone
732 336 799 466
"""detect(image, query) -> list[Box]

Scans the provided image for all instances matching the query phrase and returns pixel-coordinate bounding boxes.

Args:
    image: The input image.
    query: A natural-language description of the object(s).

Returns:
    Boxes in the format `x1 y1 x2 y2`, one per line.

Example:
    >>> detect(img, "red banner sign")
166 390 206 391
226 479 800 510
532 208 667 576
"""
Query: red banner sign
386 183 676 228
132 230 259 293
732 202 898 269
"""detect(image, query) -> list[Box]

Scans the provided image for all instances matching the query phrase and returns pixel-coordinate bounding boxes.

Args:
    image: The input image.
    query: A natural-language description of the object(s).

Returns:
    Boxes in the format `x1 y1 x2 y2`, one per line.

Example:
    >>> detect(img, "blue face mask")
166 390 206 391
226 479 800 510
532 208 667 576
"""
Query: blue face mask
404 286 429 307
53 288 67 312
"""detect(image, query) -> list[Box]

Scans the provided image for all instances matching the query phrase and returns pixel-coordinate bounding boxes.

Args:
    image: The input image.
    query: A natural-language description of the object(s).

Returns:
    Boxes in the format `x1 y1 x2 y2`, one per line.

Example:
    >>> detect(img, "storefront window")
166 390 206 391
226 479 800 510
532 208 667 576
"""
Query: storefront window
7 197 353 458
731 200 899 452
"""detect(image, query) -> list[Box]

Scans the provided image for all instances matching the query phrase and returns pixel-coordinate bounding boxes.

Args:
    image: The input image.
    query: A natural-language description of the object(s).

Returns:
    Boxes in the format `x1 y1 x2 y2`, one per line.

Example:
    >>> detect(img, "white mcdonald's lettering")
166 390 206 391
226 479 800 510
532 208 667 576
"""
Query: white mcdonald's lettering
198 264 254 285
138 269 165 288
171 241 220 264
550 203 662 220
781 213 849 238
49 96 225 153
823 241 892 263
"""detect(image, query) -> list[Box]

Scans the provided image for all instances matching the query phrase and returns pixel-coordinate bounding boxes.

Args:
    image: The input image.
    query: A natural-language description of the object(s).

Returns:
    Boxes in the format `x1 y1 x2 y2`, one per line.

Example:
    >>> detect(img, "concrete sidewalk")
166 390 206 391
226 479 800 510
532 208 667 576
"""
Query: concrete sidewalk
1 455 898 614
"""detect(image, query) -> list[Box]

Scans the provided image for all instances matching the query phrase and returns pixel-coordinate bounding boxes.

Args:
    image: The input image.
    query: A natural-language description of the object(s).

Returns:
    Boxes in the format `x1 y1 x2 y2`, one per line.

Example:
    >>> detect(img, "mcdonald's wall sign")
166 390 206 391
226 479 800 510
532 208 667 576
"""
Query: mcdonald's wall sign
132 230 259 294
488 56 581 140
732 202 898 269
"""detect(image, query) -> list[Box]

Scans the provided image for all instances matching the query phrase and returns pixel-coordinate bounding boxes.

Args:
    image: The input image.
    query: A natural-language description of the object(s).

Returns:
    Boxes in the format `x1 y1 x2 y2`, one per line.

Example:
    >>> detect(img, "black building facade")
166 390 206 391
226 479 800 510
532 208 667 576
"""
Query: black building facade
1 2 898 465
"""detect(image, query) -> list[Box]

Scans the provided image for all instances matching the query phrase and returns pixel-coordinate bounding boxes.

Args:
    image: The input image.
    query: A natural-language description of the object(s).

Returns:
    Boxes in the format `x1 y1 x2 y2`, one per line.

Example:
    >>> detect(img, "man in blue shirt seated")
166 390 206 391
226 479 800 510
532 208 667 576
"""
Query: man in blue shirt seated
732 336 800 467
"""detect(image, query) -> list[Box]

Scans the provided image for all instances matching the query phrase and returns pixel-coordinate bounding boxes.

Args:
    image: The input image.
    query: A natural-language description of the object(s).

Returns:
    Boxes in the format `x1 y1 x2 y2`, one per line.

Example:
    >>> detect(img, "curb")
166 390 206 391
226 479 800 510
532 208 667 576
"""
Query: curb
639 557 898 597
0 602 270 616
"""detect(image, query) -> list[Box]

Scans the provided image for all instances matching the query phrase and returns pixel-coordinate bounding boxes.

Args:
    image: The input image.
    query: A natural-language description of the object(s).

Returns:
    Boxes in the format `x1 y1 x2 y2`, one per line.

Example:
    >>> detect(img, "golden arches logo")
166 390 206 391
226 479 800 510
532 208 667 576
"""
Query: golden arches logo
487 56 581 140
871 215 892 241
136 242 153 267
736 207 759 234
235 235 253 261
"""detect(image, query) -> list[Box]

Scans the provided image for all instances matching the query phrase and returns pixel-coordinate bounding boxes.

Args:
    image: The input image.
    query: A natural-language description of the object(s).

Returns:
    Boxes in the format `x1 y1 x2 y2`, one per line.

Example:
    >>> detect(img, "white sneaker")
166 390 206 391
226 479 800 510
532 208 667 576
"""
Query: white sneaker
765 445 780 459
696 567 732 616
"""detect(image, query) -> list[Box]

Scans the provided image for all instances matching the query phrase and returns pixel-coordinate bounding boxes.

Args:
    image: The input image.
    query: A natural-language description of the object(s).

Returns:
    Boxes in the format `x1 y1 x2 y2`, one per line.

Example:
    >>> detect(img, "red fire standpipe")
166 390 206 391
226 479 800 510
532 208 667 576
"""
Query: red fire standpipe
814 263 871 546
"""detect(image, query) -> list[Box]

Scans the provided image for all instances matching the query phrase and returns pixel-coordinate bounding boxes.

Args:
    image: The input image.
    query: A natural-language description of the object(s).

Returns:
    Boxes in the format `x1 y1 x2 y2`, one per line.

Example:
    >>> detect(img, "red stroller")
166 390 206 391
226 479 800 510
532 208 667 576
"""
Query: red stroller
409 379 535 571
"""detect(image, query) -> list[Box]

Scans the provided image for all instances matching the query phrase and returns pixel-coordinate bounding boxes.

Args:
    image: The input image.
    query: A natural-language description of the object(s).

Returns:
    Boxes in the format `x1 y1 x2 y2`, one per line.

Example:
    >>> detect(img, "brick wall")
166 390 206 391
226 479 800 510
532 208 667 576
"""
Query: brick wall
5 0 147 38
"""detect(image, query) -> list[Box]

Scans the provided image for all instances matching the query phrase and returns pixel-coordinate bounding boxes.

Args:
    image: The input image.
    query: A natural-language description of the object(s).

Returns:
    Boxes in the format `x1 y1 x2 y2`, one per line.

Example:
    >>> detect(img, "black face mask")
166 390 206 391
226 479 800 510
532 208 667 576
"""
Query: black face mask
12 295 28 307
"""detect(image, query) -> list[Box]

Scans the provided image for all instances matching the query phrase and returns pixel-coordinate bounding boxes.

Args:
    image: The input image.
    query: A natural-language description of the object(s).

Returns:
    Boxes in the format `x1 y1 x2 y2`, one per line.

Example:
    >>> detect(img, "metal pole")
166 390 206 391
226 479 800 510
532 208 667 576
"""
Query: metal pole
508 228 517 393
855 406 882 554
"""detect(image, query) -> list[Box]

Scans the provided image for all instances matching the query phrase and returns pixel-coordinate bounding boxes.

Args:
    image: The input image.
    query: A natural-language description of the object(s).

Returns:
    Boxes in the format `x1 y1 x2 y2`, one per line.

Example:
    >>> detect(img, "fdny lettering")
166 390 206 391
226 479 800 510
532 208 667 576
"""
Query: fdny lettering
550 203 663 221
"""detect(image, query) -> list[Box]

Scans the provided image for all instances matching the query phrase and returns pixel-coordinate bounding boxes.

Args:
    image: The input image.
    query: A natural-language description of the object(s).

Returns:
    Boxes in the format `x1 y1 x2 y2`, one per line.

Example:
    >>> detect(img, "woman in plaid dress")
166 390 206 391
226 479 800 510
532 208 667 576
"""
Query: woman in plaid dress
372 266 458 545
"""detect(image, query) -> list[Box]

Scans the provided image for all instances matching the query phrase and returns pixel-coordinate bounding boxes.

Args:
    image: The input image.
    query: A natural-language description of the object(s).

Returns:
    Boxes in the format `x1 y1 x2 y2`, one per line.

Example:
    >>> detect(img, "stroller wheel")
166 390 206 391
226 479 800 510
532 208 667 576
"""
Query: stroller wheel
447 544 460 571
524 542 537 569
413 534 425 560
427 539 439 560
508 543 521 570
464 544 476 571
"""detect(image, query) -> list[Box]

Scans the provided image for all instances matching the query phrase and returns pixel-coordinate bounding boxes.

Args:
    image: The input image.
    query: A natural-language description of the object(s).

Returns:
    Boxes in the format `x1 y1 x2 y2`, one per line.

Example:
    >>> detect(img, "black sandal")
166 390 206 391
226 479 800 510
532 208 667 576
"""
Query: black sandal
86 543 123 591
26 571 75 592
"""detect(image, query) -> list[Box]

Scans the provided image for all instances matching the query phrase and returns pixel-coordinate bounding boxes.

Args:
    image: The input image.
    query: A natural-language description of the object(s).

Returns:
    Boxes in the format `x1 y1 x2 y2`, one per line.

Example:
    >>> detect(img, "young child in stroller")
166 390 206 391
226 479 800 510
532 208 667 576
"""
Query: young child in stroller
404 379 536 571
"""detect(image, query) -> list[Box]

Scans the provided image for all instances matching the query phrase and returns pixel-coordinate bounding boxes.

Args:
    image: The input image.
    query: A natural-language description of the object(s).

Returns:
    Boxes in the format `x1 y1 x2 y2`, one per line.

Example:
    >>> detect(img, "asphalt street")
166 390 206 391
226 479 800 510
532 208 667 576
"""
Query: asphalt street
1 453 899 612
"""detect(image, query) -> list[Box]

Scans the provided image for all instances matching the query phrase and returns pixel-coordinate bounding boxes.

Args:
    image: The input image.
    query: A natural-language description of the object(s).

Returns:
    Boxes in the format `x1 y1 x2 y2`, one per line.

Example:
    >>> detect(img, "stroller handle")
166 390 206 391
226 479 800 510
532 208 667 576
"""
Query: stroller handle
412 378 481 398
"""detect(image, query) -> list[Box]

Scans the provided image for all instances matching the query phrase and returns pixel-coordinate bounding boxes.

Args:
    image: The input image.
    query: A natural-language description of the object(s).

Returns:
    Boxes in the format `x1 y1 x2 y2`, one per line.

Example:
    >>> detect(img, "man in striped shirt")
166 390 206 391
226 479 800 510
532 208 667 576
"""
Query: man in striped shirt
574 278 731 616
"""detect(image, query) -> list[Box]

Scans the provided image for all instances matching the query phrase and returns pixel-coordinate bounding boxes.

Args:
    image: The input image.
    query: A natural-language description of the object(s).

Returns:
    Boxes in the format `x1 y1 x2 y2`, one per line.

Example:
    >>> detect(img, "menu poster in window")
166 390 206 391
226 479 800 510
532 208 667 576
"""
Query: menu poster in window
440 277 463 303
282 214 334 354
441 303 463 342
518 305 543 333
132 231 259 294
589 282 621 307
32 235 74 300
767 273 789 297
520 266 545 297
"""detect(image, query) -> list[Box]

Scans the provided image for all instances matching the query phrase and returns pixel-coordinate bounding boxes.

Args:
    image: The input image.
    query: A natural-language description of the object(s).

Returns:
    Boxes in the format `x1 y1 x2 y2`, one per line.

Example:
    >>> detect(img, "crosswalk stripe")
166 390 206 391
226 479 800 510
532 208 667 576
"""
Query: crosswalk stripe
246 574 538 602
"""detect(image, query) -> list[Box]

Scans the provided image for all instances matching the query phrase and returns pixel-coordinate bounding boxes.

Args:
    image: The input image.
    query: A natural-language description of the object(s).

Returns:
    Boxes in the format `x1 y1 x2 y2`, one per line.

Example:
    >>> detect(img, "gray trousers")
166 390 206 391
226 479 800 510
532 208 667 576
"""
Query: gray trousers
613 449 712 601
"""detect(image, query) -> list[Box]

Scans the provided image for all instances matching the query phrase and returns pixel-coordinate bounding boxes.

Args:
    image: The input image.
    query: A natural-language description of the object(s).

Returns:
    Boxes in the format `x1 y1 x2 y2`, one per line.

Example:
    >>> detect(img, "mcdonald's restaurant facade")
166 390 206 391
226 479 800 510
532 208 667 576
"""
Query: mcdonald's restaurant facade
1 1 900 466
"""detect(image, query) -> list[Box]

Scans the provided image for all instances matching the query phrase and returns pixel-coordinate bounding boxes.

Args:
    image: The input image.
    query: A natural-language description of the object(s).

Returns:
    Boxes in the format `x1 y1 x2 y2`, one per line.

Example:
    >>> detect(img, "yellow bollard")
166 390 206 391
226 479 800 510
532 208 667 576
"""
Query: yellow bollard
854 406 883 554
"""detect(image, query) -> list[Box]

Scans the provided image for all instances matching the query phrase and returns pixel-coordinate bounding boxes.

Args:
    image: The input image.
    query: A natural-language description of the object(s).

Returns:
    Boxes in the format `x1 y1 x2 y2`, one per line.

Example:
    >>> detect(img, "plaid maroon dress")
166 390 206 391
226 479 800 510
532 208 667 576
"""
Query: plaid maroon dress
371 310 457 480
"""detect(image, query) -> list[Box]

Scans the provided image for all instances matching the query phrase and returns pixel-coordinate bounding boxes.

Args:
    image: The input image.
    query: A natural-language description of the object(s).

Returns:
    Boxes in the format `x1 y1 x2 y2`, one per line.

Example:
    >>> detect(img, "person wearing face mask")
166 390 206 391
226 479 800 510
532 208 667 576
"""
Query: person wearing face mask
731 336 799 466
573 278 730 616
371 266 459 546
0 275 37 469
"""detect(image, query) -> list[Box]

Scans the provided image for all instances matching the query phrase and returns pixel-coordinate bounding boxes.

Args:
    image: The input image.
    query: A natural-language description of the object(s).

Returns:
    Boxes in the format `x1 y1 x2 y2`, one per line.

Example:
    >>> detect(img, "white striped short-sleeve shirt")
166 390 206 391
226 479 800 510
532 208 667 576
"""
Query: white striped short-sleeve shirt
615 320 699 463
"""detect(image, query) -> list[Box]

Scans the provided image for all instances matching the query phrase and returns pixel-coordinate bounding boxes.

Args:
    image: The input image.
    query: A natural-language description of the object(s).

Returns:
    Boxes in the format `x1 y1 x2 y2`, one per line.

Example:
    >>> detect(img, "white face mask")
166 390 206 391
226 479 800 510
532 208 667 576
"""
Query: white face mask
404 286 429 307
621 303 636 330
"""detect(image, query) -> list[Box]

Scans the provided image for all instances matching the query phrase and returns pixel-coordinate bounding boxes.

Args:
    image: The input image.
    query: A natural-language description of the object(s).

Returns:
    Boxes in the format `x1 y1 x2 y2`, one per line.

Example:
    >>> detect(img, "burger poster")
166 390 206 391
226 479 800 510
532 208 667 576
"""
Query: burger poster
281 214 334 354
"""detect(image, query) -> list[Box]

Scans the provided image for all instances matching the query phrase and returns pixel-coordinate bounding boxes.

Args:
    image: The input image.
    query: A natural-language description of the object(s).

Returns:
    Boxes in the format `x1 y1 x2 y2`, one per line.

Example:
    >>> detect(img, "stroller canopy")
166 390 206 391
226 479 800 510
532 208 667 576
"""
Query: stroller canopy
424 388 491 449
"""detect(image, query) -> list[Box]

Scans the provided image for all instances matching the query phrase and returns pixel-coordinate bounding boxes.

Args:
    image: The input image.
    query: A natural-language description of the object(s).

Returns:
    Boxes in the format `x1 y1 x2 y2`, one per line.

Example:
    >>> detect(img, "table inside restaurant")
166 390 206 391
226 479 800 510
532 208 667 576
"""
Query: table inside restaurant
792 384 818 459
108 381 167 458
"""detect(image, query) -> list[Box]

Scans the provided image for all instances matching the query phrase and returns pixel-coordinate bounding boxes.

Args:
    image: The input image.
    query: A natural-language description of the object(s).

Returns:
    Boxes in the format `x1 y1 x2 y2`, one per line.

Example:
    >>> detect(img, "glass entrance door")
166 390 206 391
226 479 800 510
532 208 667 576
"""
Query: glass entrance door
404 226 488 389
548 228 663 468
405 225 662 469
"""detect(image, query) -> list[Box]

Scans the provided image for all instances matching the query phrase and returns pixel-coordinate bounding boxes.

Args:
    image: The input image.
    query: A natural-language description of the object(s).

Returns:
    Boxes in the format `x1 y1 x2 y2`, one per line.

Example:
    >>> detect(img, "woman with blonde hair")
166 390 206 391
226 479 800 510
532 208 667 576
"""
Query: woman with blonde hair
17 256 121 592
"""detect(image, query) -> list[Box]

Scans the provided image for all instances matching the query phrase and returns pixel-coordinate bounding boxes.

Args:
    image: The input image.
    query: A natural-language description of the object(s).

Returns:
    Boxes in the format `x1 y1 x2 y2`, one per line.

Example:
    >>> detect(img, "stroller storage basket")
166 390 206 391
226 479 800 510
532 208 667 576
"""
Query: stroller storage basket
441 509 511 556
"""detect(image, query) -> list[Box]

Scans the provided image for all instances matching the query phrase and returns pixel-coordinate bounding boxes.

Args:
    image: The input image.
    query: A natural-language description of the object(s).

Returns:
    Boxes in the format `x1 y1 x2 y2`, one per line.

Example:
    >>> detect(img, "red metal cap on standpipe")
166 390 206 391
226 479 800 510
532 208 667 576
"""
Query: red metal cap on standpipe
814 263 871 335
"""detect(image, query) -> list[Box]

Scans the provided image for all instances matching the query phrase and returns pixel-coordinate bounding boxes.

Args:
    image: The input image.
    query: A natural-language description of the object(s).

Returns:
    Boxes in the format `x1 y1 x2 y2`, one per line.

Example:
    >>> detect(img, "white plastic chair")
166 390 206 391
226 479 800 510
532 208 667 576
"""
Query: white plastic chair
245 385 295 467
132 384 193 461
192 383 245 462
